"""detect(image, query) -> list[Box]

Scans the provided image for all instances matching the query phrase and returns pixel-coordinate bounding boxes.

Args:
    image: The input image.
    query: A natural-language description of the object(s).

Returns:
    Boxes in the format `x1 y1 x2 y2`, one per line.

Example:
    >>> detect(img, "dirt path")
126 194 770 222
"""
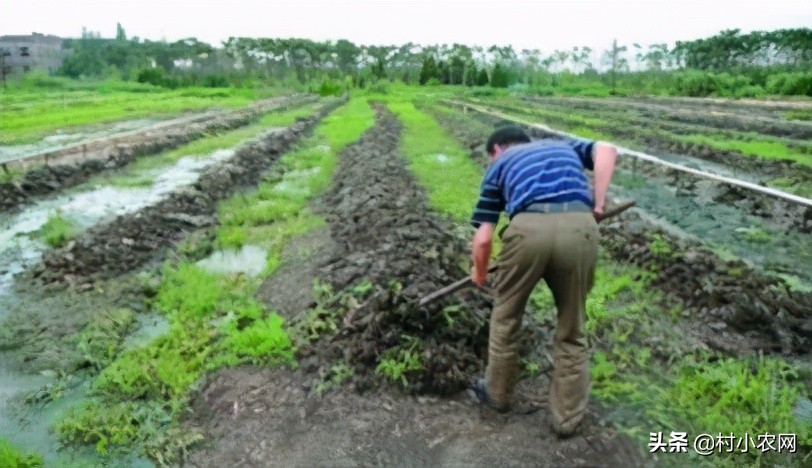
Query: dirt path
186 105 646 466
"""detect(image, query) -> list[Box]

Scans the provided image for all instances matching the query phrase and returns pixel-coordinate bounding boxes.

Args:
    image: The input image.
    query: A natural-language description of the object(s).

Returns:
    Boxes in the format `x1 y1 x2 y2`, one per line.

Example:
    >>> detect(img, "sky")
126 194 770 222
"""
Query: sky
3 0 811 54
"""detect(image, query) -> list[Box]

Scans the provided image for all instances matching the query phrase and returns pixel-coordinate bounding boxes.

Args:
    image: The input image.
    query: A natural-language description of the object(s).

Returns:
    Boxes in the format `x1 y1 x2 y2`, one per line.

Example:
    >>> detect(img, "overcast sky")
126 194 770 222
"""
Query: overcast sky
3 0 810 53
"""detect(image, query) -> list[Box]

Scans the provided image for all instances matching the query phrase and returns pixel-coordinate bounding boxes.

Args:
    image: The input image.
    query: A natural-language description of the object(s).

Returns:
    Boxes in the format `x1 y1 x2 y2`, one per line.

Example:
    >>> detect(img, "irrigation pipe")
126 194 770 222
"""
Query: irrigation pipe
443 99 812 209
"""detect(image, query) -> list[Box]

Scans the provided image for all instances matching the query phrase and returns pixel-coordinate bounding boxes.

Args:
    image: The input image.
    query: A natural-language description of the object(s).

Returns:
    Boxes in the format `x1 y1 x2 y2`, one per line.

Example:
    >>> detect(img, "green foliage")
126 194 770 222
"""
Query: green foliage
76 308 136 371
155 263 225 321
315 78 343 97
676 132 811 168
314 363 354 394
650 355 811 462
648 234 674 260
384 99 482 221
56 400 141 455
35 210 79 248
735 227 772 244
490 63 510 88
0 79 281 145
218 313 294 365
0 438 43 468
765 72 812 96
92 325 212 400
376 336 424 387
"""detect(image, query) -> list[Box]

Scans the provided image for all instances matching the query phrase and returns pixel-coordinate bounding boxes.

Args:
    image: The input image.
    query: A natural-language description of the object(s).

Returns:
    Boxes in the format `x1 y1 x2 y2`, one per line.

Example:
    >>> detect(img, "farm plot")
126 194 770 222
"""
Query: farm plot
0 92 809 467
0 94 316 213
0 98 342 465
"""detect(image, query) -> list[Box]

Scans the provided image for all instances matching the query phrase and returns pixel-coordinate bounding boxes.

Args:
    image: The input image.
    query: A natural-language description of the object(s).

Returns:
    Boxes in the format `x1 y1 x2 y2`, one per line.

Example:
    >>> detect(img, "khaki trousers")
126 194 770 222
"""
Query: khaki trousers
485 211 598 431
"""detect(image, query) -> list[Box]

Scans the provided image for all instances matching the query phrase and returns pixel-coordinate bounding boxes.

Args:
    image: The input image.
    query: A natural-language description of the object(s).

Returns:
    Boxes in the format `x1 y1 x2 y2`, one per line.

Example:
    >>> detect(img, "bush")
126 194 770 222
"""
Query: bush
766 72 812 96
203 74 229 88
316 78 342 96
136 67 165 87
367 79 390 94
734 84 765 98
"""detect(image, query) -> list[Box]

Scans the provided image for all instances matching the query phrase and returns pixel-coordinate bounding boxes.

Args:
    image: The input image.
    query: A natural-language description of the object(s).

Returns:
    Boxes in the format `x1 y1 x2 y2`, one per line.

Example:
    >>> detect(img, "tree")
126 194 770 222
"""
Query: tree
602 39 628 94
490 62 509 87
476 67 489 86
116 23 127 42
418 56 439 85
1 48 11 89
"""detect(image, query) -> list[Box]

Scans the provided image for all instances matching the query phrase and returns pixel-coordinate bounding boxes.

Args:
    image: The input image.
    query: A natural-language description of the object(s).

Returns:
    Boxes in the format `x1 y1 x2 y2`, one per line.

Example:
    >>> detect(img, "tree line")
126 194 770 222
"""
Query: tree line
38 26 812 97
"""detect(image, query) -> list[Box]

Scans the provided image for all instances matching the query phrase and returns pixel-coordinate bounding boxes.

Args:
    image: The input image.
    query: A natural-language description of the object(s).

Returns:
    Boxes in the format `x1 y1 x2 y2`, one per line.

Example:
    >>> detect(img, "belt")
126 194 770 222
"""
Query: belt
518 201 592 215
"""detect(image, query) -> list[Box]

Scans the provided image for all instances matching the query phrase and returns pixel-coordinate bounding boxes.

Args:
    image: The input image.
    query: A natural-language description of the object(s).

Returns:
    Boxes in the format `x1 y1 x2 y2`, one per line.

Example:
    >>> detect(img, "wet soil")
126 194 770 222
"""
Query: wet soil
187 367 643 467
0 95 314 214
430 103 812 356
32 99 343 286
187 105 646 466
523 95 812 139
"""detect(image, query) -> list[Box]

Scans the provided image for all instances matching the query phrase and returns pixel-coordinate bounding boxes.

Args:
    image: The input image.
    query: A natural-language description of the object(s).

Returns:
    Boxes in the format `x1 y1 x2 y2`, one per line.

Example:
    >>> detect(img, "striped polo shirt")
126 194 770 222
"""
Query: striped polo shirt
471 138 595 228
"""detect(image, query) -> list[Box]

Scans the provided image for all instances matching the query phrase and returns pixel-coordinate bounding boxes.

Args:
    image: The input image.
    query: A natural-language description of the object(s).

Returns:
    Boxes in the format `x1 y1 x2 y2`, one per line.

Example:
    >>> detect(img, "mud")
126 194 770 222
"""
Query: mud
186 367 644 467
187 106 645 466
0 95 315 214
431 103 812 356
295 105 511 395
32 99 344 285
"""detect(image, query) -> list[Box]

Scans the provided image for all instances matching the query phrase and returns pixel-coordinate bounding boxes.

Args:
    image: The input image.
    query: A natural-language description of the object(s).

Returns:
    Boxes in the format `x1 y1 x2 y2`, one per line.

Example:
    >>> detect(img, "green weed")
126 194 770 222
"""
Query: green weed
384 98 482 222
0 438 44 467
376 337 424 388
76 308 135 371
314 363 354 394
35 211 79 248
649 234 674 260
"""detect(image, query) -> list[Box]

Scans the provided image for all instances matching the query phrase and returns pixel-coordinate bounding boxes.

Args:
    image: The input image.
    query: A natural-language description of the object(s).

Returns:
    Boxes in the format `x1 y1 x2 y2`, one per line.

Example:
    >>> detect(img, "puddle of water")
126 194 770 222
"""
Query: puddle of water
0 119 159 162
121 313 171 351
0 150 235 297
197 245 268 277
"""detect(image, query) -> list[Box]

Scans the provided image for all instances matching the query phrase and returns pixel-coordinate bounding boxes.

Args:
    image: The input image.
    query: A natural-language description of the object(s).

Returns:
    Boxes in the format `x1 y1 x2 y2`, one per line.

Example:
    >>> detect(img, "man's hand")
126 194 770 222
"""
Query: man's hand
593 205 604 223
471 266 488 287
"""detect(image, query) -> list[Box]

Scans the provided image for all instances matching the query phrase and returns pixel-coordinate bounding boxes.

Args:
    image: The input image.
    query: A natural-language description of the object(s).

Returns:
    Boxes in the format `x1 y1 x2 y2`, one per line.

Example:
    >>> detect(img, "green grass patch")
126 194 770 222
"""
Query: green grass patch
384 98 482 222
76 308 136 372
0 438 43 468
34 210 79 248
531 257 811 465
676 132 812 168
0 76 284 145
784 110 812 121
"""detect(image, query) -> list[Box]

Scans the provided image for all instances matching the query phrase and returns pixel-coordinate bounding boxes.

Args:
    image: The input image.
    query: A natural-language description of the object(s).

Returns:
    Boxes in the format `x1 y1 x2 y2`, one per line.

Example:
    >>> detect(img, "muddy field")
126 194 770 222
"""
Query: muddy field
186 106 644 466
1 93 810 466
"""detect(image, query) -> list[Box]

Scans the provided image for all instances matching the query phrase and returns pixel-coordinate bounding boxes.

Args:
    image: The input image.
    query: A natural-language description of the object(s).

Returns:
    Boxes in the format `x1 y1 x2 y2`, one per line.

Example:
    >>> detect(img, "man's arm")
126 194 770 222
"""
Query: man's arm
591 141 617 220
471 223 494 286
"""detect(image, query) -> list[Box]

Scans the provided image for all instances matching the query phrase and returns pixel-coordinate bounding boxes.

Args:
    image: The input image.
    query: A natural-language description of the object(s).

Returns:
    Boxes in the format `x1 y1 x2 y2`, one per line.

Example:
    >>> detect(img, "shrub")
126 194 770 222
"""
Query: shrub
766 72 812 96
136 67 165 87
316 78 343 96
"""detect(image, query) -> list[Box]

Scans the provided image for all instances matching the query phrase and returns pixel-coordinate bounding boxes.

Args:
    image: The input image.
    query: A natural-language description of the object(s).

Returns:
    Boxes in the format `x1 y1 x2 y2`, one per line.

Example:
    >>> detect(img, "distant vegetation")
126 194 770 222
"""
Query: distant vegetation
4 25 807 99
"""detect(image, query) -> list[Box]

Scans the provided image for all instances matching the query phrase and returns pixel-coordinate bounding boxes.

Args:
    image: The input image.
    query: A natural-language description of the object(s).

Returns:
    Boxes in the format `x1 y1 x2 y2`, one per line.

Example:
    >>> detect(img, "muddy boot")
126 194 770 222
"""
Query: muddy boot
469 377 509 413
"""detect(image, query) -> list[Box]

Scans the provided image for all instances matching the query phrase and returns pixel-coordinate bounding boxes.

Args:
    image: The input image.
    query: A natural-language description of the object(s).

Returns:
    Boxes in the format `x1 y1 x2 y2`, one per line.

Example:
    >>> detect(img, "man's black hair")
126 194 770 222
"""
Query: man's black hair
485 126 531 155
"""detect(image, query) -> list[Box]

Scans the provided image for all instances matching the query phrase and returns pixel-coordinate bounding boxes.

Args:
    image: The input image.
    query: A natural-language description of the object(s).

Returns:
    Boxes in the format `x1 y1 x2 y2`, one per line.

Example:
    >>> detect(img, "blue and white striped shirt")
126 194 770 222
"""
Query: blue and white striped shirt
471 138 595 228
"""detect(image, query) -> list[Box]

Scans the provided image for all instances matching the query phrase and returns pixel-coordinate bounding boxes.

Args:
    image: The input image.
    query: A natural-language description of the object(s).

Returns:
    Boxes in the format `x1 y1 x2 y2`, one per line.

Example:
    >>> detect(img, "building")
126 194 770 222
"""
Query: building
0 32 67 76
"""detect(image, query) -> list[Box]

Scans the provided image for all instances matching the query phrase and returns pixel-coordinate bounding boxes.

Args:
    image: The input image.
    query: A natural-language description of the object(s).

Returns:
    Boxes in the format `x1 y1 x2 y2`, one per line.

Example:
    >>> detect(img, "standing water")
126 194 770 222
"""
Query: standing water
0 148 236 465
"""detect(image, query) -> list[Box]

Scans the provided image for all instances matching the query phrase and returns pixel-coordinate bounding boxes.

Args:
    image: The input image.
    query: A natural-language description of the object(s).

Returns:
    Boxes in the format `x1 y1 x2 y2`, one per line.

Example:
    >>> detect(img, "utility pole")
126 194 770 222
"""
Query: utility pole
1 48 11 89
